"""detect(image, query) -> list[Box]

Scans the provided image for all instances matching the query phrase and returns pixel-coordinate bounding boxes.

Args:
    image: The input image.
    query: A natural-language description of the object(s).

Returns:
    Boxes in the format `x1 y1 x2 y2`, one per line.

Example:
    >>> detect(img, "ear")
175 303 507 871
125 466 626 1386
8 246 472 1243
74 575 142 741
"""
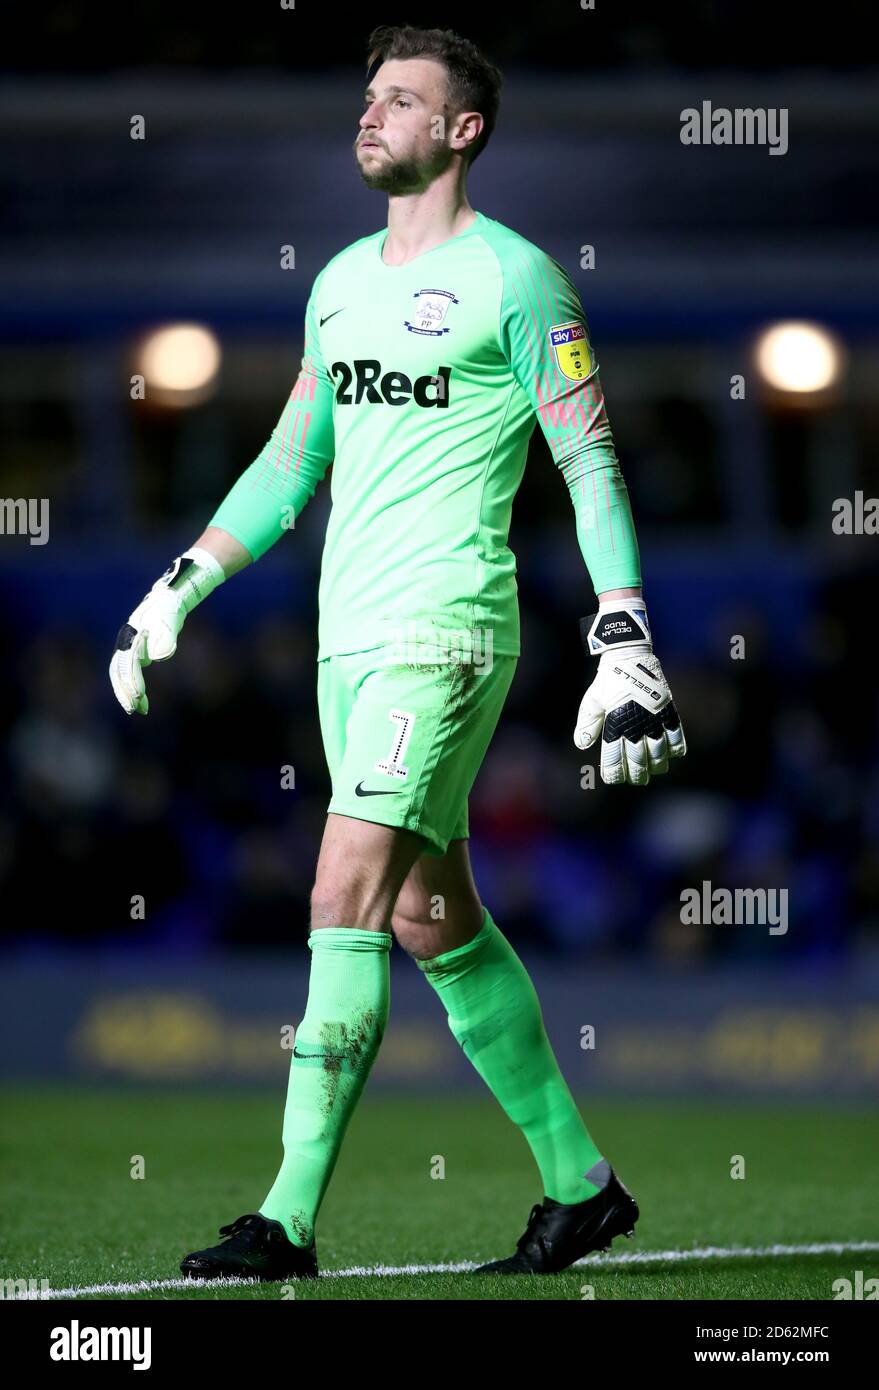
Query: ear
451 110 484 156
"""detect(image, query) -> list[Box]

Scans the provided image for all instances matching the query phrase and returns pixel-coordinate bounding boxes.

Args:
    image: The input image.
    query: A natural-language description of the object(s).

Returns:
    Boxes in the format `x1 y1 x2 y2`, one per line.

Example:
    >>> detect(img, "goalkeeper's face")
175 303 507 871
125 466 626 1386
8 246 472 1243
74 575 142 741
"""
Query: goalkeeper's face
354 57 459 193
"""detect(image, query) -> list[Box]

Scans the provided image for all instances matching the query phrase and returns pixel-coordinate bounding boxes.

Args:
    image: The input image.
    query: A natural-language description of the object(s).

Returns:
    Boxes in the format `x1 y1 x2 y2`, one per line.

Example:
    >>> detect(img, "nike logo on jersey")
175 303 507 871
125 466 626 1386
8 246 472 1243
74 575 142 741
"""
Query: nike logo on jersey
319 308 345 326
354 782 399 797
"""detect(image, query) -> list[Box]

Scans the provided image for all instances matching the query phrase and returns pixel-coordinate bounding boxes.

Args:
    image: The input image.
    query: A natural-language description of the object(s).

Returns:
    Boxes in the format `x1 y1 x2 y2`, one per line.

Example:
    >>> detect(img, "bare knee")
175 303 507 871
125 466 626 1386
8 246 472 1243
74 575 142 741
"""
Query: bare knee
390 907 437 960
309 814 423 932
309 882 387 933
310 859 419 933
391 895 484 961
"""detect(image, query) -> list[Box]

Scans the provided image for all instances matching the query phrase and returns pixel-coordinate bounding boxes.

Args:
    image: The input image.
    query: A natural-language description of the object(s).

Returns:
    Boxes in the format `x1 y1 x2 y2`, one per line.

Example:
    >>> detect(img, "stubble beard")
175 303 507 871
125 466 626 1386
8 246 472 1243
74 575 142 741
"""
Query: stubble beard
355 139 453 193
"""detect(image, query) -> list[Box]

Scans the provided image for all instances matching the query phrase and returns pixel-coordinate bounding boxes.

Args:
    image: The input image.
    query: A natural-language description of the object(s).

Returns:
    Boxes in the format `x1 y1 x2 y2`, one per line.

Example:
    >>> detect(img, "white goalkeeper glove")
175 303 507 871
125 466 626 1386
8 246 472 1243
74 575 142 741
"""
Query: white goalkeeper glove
109 546 225 715
574 600 687 785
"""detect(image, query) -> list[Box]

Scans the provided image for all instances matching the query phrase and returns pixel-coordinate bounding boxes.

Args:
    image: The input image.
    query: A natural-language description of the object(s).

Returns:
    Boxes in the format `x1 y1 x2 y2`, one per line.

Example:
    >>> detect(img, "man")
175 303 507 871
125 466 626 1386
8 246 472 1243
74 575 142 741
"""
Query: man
110 24 686 1280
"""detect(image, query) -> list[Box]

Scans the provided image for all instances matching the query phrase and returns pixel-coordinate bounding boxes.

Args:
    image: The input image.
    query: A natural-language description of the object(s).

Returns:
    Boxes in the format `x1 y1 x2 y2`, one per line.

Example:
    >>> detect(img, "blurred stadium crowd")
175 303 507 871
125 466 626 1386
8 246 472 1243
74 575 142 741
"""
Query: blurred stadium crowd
2 462 875 965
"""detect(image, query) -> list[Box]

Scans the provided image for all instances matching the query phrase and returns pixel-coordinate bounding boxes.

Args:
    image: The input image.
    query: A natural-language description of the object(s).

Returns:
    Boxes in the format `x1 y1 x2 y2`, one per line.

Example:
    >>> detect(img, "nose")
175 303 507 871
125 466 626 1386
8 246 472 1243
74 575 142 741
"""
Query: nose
359 100 381 132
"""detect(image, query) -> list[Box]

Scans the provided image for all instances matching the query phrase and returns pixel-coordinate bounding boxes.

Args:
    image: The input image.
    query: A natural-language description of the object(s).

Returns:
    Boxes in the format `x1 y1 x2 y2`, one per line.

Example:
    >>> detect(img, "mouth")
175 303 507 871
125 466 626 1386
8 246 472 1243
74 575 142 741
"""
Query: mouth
359 141 382 151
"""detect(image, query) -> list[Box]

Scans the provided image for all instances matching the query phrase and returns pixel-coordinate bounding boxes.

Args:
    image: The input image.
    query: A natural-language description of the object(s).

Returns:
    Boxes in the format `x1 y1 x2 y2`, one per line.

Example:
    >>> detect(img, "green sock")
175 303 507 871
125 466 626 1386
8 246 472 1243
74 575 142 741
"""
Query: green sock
418 908 606 1204
260 927 391 1246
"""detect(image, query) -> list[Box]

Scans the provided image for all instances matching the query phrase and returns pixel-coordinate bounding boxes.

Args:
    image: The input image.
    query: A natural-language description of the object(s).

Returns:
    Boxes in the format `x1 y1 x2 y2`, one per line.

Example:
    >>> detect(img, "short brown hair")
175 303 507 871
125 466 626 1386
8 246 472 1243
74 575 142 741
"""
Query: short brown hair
365 24 503 165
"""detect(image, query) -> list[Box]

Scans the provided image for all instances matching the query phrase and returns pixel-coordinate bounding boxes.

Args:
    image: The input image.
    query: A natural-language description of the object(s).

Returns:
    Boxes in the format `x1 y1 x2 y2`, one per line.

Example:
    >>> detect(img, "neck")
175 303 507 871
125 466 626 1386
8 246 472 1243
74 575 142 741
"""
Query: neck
382 169 476 266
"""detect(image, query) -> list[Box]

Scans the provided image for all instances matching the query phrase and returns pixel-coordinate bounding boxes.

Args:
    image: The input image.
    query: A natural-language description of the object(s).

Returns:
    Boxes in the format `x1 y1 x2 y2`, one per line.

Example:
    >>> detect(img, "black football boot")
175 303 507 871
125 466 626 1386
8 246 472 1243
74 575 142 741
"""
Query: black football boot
473 1164 639 1275
180 1213 318 1282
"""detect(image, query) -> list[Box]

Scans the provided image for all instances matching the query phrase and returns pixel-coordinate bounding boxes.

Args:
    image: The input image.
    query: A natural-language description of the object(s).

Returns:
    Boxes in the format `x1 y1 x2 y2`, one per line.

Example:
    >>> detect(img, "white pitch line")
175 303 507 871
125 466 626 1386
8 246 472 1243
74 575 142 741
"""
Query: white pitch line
21 1241 879 1299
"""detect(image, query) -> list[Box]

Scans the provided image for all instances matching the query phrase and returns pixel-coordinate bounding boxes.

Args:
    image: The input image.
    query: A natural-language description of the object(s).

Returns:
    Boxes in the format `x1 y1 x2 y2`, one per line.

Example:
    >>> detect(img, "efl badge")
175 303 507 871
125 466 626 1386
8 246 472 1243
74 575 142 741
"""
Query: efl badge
404 288 458 336
549 321 592 380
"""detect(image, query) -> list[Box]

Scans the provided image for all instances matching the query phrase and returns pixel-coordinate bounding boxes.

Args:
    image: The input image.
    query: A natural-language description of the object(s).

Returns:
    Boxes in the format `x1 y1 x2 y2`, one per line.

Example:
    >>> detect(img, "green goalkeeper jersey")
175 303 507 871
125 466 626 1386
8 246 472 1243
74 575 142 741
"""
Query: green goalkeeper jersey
210 209 641 659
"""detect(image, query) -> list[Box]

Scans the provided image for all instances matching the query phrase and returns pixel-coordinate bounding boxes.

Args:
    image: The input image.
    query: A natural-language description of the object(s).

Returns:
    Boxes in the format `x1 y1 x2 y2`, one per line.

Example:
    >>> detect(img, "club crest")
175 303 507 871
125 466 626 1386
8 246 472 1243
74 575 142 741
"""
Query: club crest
404 288 459 336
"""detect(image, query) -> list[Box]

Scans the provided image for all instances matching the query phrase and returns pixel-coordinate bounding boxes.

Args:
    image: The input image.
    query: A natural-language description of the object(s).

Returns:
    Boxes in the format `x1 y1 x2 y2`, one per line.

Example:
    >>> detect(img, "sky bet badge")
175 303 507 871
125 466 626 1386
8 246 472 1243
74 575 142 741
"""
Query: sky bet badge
404 288 459 336
549 320 592 380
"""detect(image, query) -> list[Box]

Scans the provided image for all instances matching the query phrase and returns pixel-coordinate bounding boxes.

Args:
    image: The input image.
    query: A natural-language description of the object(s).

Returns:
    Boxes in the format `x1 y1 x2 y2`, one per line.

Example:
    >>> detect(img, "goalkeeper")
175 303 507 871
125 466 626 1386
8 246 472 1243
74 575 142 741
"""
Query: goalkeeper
110 23 686 1280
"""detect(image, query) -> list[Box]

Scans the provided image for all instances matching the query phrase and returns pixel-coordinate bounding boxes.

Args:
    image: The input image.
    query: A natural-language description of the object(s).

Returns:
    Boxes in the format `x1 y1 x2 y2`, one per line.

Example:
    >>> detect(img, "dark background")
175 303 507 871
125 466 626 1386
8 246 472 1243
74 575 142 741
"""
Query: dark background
1 2 877 996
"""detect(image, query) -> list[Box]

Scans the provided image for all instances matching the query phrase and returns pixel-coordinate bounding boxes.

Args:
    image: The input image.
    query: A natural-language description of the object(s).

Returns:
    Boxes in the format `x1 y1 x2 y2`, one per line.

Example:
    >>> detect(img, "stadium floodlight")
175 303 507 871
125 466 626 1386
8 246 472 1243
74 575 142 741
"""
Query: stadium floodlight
754 320 844 395
136 322 222 406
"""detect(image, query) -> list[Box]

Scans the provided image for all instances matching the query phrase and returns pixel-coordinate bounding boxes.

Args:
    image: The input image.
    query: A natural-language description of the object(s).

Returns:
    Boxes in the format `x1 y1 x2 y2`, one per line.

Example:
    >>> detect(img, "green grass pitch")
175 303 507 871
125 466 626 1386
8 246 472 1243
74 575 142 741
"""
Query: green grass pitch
3 1085 877 1300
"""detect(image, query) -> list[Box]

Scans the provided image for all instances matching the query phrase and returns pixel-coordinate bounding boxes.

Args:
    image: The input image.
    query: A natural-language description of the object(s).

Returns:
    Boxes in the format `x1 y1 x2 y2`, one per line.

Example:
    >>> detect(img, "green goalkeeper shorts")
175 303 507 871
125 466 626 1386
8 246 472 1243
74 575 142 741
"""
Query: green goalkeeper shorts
317 647 517 856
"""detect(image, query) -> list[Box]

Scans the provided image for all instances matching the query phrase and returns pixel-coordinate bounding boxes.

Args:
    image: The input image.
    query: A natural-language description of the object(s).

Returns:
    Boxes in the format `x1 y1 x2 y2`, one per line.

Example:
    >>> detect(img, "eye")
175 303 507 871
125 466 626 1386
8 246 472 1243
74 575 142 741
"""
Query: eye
395 98 411 109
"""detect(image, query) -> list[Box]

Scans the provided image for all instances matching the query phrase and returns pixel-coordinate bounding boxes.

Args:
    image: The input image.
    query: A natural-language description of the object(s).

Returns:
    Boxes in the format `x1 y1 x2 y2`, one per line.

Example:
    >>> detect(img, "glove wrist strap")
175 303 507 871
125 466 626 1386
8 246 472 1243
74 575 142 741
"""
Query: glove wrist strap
159 547 225 614
580 600 652 657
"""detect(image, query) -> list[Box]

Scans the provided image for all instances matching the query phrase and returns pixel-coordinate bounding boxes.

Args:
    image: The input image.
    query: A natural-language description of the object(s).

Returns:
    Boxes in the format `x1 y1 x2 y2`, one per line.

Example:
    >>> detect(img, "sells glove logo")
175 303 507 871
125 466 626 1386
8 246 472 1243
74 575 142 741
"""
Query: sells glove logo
404 288 459 336
332 360 451 408
611 663 662 701
549 321 592 380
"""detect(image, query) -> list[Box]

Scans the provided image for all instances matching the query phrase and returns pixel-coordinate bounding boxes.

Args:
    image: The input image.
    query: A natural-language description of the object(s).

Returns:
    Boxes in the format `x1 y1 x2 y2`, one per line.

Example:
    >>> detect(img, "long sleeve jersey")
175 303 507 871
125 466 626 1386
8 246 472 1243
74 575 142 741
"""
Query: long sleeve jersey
210 209 641 658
